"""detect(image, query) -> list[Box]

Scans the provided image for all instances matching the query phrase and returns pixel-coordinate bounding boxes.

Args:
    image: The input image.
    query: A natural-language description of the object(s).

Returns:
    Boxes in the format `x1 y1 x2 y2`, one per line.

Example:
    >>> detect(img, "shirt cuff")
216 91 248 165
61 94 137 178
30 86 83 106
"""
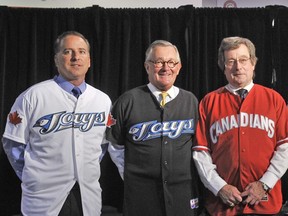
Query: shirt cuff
259 171 279 189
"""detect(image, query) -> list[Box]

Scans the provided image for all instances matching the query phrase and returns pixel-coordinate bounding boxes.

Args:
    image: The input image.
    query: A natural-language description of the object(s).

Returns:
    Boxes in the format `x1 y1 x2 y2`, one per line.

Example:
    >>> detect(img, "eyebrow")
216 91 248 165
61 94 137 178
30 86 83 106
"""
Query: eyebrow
226 55 249 59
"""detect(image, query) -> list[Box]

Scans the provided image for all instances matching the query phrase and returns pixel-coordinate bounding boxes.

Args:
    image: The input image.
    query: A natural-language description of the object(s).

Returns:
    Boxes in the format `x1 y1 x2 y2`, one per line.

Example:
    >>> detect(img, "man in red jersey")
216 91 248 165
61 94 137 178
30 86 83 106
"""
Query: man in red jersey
193 36 288 215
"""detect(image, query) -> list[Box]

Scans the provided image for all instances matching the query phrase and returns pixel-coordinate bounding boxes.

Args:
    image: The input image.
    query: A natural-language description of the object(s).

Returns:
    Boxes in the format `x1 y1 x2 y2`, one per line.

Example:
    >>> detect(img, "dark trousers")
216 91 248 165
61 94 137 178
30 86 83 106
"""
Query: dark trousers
58 182 83 216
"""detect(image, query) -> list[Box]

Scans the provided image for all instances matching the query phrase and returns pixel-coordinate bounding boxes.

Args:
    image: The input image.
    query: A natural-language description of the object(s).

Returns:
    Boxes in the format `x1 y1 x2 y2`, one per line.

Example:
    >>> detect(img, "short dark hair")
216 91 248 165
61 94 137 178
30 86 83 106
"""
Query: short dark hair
54 31 90 54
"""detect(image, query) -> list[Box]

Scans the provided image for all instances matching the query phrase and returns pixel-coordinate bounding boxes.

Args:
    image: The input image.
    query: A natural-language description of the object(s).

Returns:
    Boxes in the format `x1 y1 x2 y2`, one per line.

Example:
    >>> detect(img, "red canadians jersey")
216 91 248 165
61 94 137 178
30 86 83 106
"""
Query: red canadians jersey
193 84 288 215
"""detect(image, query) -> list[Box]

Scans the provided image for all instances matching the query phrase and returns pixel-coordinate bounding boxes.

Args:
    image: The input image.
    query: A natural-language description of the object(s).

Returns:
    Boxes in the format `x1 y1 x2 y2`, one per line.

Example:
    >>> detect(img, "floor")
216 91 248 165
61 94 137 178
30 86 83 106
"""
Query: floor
9 206 122 216
280 201 288 215
103 204 288 215
101 206 123 216
101 204 288 215
101 201 288 216
9 203 288 216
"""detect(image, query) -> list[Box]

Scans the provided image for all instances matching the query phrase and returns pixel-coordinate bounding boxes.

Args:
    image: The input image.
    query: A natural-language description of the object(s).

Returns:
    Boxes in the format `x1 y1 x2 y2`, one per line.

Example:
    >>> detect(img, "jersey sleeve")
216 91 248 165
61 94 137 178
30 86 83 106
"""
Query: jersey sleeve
192 98 210 152
275 97 288 147
106 96 128 146
3 92 31 145
2 137 25 180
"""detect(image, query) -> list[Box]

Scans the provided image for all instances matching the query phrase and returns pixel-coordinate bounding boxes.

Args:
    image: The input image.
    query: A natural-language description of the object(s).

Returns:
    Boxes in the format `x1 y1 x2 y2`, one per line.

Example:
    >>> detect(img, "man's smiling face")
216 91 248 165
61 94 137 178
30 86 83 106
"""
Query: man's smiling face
145 45 181 91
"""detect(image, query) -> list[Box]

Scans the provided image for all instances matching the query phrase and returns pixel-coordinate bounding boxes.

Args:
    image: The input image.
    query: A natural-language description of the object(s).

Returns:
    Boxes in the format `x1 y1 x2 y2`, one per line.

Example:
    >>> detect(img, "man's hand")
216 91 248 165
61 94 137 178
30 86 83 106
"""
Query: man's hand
218 184 243 207
241 181 267 205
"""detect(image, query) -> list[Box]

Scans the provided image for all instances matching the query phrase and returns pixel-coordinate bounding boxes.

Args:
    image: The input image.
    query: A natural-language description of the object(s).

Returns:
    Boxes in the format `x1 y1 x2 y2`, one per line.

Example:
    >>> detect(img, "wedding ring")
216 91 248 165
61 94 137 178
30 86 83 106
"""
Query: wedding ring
229 202 235 207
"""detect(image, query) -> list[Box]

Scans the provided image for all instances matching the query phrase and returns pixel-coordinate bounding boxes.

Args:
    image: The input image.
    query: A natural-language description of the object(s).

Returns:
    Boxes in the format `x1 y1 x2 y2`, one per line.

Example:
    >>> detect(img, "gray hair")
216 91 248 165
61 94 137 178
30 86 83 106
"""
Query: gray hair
218 36 258 70
145 40 181 63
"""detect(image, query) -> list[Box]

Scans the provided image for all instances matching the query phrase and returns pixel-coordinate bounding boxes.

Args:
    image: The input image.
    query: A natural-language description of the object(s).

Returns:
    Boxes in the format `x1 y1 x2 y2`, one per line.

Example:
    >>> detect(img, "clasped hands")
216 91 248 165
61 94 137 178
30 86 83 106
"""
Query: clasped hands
218 181 267 207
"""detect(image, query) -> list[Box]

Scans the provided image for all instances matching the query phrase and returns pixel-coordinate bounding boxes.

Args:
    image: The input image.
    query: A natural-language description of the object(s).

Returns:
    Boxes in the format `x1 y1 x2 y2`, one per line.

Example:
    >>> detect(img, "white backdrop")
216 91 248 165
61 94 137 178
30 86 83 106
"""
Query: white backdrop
0 0 202 8
1 0 288 8
215 0 288 8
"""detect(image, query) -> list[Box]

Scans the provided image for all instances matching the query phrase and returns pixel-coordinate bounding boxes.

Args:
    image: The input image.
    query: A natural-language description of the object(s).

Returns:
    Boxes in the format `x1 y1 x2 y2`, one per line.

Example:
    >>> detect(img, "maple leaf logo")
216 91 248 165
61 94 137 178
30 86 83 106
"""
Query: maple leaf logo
106 113 116 128
9 111 22 126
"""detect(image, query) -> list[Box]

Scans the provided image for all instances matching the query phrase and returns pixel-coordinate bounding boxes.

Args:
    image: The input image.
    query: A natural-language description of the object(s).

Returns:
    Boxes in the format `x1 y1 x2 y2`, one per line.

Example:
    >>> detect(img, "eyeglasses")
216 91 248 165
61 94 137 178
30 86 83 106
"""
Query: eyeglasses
225 58 251 67
148 60 179 68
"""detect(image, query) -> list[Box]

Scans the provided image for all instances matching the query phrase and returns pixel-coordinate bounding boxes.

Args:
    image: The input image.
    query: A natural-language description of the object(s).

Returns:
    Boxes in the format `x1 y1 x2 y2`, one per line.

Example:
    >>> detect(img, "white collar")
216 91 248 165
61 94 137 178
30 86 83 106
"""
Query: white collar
225 82 254 95
147 83 179 100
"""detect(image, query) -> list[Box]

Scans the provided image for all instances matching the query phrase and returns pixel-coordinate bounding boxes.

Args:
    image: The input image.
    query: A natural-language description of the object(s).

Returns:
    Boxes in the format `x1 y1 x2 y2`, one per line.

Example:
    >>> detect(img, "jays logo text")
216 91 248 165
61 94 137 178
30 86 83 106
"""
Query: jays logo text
129 119 195 141
210 112 275 143
33 111 106 134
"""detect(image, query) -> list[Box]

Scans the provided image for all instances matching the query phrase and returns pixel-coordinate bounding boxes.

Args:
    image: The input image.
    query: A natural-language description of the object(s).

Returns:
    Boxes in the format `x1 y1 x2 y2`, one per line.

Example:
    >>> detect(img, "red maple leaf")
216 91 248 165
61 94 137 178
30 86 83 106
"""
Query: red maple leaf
9 111 22 126
106 113 116 128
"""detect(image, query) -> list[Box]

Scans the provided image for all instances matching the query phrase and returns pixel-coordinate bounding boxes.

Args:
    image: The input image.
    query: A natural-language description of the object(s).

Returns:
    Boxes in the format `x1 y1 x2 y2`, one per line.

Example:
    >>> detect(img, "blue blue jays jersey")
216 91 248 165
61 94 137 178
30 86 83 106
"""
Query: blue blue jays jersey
106 85 201 216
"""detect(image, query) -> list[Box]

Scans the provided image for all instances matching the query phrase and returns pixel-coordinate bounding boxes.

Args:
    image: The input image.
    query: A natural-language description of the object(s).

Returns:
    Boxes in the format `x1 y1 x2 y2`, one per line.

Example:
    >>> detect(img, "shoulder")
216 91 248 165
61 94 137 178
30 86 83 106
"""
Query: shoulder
252 84 285 101
86 84 111 102
17 79 57 99
10 79 57 110
201 86 226 100
178 88 198 100
111 85 150 110
253 84 278 94
26 79 55 91
118 85 148 101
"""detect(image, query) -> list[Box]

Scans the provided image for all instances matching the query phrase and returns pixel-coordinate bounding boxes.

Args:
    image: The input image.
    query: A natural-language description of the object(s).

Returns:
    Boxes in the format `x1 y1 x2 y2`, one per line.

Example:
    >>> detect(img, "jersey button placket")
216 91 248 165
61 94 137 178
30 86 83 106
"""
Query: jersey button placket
73 105 84 174
162 136 168 182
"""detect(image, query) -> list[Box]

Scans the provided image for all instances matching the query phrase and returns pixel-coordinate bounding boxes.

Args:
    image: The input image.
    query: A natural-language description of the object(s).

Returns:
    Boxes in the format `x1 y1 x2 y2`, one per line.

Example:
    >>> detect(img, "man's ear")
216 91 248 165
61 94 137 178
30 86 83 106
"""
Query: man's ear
54 55 59 68
176 62 182 75
144 62 149 74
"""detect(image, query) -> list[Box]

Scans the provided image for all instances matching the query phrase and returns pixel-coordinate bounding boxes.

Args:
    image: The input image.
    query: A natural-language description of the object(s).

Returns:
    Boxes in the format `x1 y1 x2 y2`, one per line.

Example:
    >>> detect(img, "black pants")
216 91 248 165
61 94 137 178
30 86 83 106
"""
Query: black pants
58 182 83 216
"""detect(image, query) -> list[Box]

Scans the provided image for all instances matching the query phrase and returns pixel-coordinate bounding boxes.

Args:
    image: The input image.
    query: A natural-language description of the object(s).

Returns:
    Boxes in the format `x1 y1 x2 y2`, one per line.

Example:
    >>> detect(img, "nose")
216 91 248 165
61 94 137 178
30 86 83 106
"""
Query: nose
162 62 170 69
71 51 80 61
235 60 241 69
